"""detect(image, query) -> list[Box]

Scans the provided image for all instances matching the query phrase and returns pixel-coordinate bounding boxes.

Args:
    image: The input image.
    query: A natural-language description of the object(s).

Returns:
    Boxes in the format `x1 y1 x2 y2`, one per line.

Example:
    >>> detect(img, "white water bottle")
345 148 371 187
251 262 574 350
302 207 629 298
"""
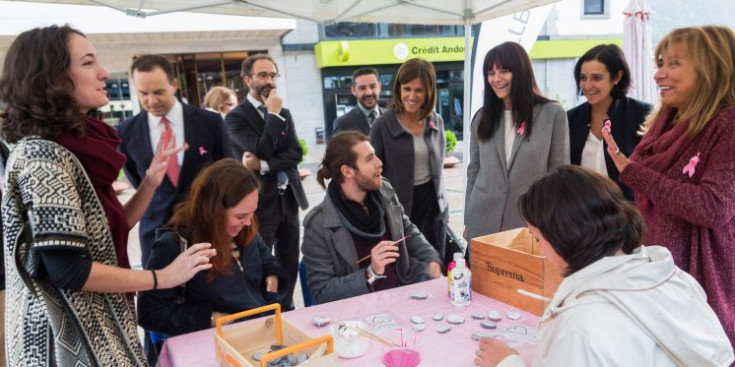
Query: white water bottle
449 258 472 306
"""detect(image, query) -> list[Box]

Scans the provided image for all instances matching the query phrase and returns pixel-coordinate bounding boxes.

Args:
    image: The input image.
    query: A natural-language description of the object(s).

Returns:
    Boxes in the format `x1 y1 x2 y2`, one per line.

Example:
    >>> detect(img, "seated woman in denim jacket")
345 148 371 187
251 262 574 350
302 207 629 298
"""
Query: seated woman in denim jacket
138 158 288 339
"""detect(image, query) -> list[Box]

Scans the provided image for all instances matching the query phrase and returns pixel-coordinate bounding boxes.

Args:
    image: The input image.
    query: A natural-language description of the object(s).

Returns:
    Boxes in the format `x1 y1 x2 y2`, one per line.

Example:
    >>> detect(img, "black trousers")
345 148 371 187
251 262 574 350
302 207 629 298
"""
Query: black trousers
257 187 300 310
410 181 448 269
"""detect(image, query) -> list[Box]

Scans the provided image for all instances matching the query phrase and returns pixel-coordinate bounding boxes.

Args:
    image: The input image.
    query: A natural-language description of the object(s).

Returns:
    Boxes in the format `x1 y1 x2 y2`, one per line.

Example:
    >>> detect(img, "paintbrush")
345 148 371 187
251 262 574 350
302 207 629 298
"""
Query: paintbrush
332 322 399 347
354 235 411 264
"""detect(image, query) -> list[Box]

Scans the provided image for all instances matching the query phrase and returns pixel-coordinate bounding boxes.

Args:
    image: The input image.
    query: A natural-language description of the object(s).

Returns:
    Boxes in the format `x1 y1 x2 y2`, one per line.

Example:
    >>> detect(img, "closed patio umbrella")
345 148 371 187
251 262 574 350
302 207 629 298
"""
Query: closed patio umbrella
622 0 657 104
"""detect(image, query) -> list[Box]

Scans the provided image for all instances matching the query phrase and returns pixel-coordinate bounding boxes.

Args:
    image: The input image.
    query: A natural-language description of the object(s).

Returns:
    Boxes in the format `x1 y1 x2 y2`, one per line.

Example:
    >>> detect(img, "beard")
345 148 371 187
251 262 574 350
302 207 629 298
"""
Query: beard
354 169 382 192
359 94 377 108
253 82 275 99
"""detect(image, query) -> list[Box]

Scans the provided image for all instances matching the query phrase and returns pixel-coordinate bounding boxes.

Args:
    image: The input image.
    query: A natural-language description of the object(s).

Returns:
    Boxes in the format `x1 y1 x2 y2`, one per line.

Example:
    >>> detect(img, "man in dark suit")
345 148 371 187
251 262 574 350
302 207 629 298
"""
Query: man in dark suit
226 54 308 310
118 54 234 267
332 67 387 135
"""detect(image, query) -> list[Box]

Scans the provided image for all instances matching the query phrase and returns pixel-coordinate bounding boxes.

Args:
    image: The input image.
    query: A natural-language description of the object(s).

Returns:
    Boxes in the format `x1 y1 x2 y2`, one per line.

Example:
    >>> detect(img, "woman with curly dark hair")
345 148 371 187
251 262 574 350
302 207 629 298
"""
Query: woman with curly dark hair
0 25 215 366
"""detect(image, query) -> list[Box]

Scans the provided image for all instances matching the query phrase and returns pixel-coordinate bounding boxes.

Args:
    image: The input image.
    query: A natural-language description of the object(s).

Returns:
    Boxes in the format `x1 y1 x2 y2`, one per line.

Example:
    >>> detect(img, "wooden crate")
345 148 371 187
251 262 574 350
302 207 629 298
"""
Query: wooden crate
215 304 338 367
470 227 562 316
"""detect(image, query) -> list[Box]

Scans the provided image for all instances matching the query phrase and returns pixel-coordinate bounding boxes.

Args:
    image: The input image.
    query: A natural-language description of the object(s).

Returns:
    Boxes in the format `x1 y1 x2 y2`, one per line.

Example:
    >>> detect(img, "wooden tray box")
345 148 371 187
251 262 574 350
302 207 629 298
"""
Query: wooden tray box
215 304 337 367
470 227 562 316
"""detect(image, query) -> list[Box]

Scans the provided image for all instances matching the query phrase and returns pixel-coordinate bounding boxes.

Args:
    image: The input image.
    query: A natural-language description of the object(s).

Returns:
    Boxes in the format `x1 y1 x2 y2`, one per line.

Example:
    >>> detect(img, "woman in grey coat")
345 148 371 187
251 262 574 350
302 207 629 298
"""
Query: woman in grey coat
465 42 569 244
370 58 449 267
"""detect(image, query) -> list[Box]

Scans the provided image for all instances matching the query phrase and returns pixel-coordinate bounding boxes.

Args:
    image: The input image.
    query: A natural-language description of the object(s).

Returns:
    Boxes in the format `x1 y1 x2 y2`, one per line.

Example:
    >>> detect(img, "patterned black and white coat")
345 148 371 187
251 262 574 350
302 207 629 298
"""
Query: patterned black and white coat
2 137 146 367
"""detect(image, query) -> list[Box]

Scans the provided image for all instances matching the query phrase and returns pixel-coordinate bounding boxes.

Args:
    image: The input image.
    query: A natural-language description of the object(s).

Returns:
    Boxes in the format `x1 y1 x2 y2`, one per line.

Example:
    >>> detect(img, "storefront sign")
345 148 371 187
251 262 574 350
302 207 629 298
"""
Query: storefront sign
315 37 470 68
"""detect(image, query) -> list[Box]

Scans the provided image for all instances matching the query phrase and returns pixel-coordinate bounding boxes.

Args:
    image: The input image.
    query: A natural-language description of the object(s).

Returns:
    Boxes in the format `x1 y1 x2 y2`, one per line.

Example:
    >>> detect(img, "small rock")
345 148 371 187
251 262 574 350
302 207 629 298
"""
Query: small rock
412 323 426 332
480 322 497 329
447 314 465 324
297 353 308 363
506 311 522 320
409 291 429 300
270 344 287 351
488 310 502 322
287 354 298 363
471 331 491 341
506 325 528 335
312 316 330 327
471 312 485 320
409 316 425 324
252 352 263 361
432 313 444 321
436 325 451 334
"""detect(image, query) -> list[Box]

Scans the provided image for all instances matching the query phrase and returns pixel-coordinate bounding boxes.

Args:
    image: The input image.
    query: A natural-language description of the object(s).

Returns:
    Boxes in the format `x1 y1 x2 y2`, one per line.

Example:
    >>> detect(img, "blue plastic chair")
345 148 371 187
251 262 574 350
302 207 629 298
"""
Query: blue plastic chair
298 261 317 307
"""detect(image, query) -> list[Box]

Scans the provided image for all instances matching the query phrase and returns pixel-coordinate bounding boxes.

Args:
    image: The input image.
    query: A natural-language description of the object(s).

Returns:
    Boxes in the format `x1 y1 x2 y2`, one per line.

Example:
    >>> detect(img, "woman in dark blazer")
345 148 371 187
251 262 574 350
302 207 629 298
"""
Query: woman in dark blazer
567 44 652 200
465 42 569 244
370 58 448 267
138 159 287 358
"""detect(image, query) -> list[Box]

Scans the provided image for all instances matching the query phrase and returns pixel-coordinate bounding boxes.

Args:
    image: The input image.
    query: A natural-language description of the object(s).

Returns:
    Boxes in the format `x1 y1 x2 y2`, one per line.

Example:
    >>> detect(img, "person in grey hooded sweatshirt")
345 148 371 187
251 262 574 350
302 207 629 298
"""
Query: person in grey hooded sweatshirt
474 165 734 367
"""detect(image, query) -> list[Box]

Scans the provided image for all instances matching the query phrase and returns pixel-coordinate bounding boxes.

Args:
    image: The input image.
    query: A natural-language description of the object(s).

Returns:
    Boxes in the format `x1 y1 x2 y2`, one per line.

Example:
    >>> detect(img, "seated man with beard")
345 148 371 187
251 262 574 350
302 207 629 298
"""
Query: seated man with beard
301 131 442 304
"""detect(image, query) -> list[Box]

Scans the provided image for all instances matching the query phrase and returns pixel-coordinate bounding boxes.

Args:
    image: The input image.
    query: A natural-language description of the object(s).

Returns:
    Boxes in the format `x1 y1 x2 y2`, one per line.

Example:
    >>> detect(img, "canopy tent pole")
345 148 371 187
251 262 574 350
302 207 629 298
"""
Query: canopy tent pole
461 0 472 231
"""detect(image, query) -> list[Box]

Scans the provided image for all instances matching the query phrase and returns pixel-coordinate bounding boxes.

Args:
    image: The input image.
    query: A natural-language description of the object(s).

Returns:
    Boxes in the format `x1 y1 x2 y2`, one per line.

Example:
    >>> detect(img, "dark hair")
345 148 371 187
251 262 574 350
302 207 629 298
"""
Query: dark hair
131 54 176 83
316 131 370 189
352 67 379 82
169 158 260 280
0 25 89 143
477 42 550 142
573 44 631 99
518 165 644 276
391 58 437 121
240 53 278 77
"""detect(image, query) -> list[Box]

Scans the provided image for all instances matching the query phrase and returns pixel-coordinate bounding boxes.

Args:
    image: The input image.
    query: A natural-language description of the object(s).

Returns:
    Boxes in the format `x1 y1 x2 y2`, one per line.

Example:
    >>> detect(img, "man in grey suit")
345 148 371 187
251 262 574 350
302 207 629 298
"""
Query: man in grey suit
332 67 387 135
302 131 442 304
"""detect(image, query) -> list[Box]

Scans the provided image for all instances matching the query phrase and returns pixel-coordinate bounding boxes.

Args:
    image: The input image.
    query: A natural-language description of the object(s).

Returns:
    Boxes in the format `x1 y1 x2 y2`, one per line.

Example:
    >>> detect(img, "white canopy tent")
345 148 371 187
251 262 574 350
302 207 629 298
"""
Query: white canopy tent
17 0 561 179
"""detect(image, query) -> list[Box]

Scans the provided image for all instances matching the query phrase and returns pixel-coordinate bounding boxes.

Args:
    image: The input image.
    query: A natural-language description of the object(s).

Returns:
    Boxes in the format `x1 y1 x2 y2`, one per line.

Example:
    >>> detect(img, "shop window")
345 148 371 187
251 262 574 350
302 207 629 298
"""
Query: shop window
582 0 609 18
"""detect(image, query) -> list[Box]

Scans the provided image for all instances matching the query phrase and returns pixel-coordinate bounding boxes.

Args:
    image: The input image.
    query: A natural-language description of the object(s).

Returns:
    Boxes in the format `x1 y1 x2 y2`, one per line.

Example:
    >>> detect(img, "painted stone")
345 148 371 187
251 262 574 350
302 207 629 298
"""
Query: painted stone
432 313 444 321
409 291 429 300
506 311 521 320
437 325 451 334
471 312 485 320
412 323 426 332
506 325 528 335
447 314 465 324
472 331 491 341
480 322 497 329
312 316 330 327
409 316 425 324
488 310 502 322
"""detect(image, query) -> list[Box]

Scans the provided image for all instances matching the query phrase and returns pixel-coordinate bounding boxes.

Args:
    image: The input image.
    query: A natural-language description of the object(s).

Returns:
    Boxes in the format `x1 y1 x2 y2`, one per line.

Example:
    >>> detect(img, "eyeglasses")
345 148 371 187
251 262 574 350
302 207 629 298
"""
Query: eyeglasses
252 72 280 80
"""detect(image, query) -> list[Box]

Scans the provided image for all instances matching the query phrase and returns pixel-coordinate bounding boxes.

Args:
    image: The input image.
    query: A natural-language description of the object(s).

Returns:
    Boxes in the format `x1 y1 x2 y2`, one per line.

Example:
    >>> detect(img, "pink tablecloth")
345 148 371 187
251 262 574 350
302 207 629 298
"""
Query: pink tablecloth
158 278 540 366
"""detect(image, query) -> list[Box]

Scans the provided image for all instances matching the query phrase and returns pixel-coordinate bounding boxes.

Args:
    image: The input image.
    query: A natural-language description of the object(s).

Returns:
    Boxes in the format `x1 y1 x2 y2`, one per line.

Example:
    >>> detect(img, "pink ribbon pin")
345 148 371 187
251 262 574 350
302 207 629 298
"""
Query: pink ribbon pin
198 147 208 156
516 121 526 135
428 120 436 129
682 153 701 177
603 119 612 133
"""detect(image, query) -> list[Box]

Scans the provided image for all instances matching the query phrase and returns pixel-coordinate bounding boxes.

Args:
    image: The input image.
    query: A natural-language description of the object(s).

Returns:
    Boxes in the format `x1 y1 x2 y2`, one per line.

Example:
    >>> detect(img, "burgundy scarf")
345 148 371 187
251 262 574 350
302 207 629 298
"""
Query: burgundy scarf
56 117 130 268
631 107 693 209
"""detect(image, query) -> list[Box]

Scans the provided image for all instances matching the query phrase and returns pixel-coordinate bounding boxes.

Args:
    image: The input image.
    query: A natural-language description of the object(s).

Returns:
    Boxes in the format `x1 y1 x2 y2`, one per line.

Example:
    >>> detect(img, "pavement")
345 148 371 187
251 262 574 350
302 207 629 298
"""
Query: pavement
122 142 467 310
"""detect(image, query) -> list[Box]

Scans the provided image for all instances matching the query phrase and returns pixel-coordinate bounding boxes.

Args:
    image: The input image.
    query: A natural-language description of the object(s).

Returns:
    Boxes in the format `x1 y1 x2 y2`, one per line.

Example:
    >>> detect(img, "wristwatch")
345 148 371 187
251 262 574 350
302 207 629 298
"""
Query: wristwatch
366 265 387 285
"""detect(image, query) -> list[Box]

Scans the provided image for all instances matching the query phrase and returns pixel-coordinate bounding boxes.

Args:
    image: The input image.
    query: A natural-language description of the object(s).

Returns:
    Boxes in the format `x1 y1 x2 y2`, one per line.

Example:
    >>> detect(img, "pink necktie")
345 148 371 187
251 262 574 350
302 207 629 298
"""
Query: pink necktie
161 117 180 187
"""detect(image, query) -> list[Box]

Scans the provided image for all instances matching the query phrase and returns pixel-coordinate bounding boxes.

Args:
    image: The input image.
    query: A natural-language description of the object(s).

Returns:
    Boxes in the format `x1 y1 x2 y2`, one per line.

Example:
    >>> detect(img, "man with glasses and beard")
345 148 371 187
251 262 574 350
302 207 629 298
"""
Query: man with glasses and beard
302 131 442 304
333 67 387 136
226 54 308 311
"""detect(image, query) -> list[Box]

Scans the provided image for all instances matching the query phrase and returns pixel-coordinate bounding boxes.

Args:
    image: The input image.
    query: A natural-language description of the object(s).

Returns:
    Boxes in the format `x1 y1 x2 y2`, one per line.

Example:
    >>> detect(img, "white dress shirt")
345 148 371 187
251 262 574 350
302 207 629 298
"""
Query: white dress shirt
580 130 609 176
503 110 516 166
